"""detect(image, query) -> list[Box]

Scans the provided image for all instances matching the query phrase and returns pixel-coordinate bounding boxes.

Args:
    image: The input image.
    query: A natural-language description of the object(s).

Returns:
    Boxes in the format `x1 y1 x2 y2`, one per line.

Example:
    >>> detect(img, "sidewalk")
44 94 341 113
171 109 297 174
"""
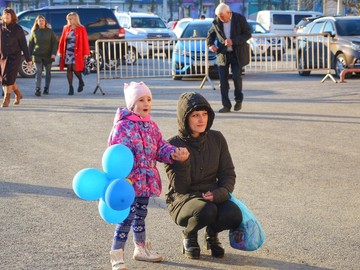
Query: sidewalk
1 71 359 269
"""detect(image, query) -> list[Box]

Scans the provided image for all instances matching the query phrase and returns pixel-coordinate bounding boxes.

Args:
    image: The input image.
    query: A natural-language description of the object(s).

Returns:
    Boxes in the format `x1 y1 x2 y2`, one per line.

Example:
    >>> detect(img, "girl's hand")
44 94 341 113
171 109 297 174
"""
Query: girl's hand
202 191 214 202
171 147 189 162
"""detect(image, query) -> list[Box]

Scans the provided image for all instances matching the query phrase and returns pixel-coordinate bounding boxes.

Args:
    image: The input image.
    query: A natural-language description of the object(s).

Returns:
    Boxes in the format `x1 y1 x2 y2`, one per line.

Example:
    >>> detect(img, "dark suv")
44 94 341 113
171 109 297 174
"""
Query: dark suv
17 5 125 77
297 16 360 77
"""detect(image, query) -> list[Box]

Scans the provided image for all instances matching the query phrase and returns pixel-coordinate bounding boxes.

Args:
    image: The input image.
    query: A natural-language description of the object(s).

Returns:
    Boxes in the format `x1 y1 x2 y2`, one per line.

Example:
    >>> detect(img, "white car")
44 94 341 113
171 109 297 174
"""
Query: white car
247 20 286 60
115 12 176 64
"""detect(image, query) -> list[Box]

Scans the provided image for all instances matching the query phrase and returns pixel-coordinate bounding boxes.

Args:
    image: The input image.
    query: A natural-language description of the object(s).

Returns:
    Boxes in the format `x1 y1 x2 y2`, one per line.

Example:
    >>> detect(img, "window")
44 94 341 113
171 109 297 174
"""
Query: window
273 15 291 25
18 12 42 29
310 22 324 34
294 14 314 25
323 21 334 35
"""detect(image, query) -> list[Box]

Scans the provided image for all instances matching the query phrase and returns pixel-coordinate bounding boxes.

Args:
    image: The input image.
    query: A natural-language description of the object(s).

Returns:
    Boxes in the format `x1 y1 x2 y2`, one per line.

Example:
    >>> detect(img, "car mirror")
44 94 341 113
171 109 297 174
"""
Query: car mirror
323 31 335 38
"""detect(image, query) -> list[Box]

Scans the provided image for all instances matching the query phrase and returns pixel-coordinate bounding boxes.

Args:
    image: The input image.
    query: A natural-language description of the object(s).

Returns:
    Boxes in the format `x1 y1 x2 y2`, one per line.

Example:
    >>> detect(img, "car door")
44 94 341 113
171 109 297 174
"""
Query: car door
308 20 326 68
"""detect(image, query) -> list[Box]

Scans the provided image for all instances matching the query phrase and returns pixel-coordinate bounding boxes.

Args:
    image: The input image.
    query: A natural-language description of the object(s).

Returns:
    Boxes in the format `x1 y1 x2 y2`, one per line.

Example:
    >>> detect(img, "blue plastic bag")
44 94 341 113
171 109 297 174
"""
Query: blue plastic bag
229 193 266 251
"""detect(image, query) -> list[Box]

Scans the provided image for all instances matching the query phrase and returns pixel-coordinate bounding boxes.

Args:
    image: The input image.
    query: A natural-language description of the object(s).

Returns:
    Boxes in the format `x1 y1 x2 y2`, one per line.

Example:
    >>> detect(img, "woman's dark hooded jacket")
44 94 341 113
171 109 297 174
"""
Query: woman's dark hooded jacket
164 92 236 222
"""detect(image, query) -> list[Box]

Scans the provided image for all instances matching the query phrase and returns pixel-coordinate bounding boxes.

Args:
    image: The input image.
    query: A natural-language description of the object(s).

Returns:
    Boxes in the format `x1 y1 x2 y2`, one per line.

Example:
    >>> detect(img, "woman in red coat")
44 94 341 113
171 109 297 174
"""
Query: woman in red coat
58 12 90 95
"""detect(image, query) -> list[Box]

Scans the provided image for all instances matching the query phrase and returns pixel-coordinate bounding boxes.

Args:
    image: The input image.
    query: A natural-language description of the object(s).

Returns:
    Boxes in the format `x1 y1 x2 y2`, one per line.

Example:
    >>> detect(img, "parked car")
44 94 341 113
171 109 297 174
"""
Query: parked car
294 16 322 34
247 19 286 60
173 17 193 38
256 10 323 35
17 5 126 77
18 26 38 78
172 19 286 80
172 19 217 80
115 12 176 64
297 16 360 77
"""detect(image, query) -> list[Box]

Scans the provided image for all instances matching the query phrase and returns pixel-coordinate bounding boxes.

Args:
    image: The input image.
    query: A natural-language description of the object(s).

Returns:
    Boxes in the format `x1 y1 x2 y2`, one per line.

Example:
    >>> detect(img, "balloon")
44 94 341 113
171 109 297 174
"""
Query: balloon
72 168 110 200
104 178 135 211
98 198 131 224
102 144 134 180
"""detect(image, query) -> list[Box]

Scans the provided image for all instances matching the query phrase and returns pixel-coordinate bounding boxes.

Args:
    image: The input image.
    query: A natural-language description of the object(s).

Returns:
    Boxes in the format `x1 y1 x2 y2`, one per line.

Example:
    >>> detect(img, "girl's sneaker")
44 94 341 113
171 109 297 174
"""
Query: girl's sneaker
110 249 126 270
133 241 163 262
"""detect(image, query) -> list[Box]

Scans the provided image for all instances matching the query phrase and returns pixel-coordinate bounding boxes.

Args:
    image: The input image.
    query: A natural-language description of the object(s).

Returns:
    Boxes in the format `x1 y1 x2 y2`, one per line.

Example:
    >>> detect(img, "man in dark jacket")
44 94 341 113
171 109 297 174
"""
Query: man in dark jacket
207 3 252 113
164 92 242 260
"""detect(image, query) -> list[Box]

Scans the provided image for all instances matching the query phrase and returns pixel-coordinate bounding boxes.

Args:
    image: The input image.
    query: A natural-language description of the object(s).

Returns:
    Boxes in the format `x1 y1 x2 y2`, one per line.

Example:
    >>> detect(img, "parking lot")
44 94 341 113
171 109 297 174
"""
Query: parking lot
1 71 359 270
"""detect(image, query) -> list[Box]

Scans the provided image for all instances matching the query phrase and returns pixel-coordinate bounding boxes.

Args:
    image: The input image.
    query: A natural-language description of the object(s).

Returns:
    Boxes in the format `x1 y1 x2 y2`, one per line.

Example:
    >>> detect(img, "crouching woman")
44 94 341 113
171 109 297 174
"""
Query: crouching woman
164 92 242 259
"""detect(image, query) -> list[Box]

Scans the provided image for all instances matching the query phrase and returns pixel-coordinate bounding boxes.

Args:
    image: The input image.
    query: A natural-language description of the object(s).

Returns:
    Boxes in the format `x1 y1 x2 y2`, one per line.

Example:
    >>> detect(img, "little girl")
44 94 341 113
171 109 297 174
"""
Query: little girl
107 81 189 270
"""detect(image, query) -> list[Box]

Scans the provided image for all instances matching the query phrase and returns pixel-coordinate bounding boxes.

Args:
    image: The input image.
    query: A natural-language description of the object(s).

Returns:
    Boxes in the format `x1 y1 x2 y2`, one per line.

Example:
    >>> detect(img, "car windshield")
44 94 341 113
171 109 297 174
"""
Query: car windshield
182 23 210 38
249 22 268 34
131 17 166 28
335 19 360 36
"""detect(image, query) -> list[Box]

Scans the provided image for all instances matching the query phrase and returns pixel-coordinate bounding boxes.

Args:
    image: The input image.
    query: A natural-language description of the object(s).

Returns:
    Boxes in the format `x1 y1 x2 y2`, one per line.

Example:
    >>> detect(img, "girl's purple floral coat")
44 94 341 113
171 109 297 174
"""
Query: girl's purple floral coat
108 108 176 197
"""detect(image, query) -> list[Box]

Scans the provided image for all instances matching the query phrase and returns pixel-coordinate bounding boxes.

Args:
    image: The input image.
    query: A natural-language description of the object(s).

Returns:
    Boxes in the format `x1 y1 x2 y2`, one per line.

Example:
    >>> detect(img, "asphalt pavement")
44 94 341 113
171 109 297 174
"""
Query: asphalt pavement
1 70 359 270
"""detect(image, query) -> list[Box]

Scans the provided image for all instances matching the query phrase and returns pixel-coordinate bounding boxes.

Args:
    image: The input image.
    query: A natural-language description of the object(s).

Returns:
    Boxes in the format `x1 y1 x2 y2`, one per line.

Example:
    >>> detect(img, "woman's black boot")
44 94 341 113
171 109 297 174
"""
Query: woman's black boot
205 230 225 258
68 85 74 95
78 80 84 92
182 231 200 259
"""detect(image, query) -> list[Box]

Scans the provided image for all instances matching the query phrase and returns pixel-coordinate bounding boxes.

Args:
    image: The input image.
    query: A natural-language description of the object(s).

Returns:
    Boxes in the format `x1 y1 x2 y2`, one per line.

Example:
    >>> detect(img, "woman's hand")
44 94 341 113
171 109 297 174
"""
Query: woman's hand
171 147 189 162
84 55 89 60
202 191 214 202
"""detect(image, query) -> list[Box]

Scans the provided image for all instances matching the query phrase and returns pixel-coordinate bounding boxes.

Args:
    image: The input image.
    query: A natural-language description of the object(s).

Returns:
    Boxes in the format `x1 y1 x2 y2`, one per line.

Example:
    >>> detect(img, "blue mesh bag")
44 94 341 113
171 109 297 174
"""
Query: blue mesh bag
229 193 266 251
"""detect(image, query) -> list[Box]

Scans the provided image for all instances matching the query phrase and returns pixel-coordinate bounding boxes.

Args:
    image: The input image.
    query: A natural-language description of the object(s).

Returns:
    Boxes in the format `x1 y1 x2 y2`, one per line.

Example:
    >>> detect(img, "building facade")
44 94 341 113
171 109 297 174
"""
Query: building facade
0 0 358 21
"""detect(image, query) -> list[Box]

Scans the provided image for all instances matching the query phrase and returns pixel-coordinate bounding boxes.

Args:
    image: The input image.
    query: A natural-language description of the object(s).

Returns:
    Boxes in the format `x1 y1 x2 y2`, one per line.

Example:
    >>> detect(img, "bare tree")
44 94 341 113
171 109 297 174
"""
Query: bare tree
168 0 174 20
128 0 134 12
34 0 41 8
343 0 360 14
150 0 156 13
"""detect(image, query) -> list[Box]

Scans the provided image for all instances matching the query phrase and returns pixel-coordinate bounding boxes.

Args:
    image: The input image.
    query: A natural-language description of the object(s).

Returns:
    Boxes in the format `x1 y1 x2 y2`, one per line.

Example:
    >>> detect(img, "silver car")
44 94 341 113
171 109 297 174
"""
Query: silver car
115 12 176 64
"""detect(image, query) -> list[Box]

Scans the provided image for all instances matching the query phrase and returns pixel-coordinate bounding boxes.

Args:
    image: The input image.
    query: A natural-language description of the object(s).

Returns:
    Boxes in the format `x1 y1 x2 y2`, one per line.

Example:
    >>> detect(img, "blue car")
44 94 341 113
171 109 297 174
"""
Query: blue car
172 19 218 80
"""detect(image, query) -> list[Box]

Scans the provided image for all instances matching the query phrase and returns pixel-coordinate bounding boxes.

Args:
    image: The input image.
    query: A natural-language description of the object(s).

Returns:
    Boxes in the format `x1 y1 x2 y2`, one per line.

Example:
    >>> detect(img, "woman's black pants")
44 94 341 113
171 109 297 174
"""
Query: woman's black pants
176 197 242 237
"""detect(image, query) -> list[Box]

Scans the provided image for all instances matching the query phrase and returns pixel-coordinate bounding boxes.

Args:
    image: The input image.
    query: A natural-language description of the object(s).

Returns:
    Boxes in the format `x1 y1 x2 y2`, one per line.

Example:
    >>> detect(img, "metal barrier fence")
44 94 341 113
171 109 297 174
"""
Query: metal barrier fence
93 33 335 94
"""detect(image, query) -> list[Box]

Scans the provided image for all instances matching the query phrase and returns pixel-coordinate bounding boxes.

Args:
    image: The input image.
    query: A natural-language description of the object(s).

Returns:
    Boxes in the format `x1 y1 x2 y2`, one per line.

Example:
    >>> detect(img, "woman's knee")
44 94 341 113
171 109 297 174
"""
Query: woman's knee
197 202 218 223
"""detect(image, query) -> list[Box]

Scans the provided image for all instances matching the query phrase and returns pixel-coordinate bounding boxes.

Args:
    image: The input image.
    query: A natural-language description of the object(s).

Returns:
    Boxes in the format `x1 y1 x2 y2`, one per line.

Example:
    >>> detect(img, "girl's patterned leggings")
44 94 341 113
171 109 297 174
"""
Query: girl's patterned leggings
111 196 149 250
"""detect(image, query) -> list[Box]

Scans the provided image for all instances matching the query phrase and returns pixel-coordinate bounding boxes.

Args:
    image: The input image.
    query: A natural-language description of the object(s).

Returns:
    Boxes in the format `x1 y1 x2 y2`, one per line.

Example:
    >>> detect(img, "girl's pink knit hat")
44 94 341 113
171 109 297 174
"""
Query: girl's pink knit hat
124 81 152 110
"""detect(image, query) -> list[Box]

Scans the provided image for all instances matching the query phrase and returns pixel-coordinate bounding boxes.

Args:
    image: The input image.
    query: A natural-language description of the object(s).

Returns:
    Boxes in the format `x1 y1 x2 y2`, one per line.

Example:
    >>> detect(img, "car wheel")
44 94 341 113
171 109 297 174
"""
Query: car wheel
335 53 347 78
87 49 104 73
125 47 137 65
18 56 36 78
298 56 311 76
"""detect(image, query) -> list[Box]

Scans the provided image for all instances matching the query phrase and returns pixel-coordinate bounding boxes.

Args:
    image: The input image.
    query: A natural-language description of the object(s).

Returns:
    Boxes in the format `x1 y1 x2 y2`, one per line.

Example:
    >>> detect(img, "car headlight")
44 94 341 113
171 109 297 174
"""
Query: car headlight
351 42 360 51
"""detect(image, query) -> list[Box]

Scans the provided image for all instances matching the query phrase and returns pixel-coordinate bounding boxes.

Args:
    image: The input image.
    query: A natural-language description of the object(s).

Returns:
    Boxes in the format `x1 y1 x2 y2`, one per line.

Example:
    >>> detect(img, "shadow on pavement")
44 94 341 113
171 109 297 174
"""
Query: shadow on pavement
0 181 77 199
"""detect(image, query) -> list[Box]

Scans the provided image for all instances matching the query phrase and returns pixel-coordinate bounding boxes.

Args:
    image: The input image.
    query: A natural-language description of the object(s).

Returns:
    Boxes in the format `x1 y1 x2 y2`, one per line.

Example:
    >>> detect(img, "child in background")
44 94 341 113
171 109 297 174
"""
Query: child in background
107 81 189 270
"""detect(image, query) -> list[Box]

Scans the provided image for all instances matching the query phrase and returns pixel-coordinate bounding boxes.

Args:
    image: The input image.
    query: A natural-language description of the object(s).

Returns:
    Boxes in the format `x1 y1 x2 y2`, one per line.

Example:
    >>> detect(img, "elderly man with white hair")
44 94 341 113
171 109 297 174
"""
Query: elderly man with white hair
207 3 252 113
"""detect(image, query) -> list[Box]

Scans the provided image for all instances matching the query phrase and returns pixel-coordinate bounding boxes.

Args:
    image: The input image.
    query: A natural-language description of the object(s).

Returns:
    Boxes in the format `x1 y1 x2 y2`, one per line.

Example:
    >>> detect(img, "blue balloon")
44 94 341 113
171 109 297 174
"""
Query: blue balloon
98 198 131 224
105 178 135 211
102 144 134 180
72 168 110 200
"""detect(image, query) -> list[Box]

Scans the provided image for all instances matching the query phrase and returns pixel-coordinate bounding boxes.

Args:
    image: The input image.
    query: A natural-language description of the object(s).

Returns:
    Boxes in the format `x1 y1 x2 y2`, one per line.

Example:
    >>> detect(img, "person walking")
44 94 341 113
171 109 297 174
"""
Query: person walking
0 8 32 107
207 3 251 113
29 15 58 96
58 12 89 95
107 82 189 270
164 92 243 259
